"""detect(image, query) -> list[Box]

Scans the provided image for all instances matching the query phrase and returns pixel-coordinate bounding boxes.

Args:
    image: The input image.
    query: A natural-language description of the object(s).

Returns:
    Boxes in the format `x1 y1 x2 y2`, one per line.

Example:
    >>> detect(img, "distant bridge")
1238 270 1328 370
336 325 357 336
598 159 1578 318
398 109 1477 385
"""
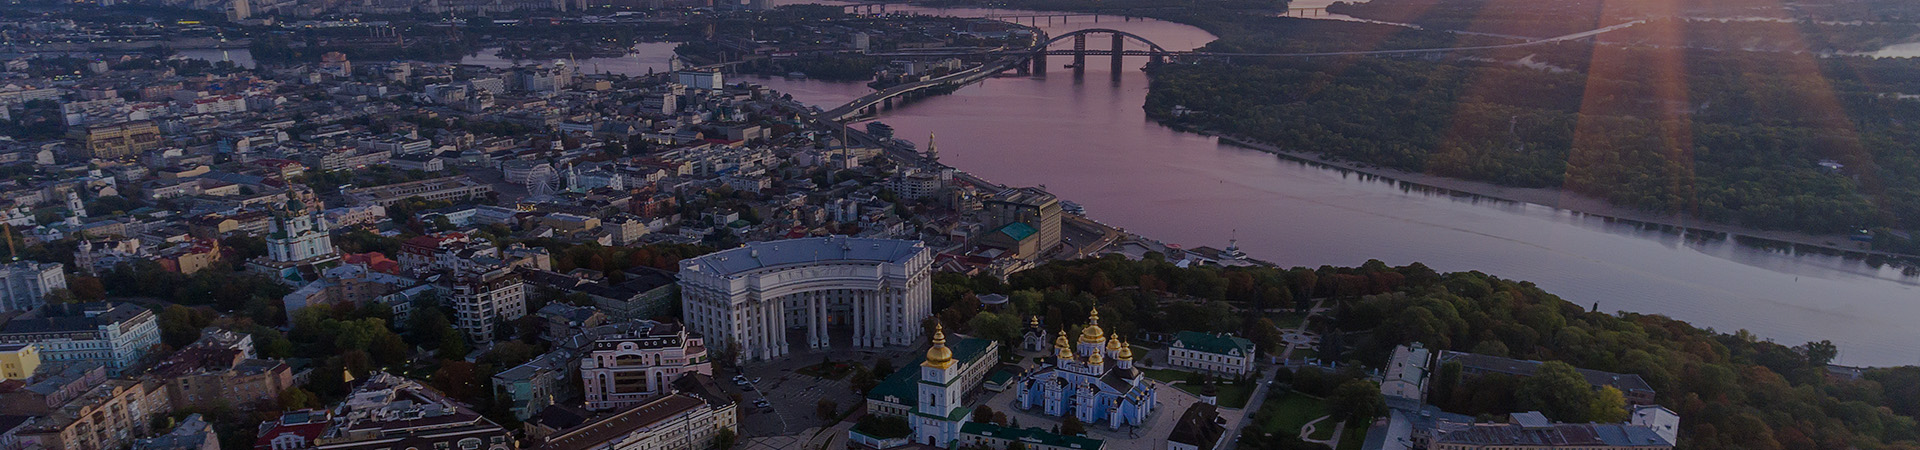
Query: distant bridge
818 20 1647 122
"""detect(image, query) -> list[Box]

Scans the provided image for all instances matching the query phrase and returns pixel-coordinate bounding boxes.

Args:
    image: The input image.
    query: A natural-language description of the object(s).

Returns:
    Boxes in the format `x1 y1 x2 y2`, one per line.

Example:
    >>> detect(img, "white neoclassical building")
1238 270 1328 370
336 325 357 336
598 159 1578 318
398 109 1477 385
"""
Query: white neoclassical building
679 236 932 362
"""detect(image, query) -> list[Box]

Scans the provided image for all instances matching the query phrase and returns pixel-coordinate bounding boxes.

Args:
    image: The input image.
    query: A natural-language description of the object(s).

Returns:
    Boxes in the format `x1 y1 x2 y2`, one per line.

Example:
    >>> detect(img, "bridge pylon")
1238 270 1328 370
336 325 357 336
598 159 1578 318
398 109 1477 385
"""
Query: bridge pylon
1072 33 1087 71
1111 33 1125 73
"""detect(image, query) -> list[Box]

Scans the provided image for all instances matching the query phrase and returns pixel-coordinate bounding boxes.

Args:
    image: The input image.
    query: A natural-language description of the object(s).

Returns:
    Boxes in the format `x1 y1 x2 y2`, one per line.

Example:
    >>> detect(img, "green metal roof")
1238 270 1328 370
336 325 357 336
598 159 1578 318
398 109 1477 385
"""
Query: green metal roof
869 363 920 404
1172 331 1255 356
985 369 1017 386
995 222 1037 241
867 337 997 402
959 422 1105 450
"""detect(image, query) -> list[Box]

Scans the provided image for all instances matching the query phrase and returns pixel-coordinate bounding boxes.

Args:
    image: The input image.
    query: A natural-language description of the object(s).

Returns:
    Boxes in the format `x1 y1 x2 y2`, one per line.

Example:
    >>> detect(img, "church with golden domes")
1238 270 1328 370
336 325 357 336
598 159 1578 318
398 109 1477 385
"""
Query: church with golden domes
1017 310 1160 429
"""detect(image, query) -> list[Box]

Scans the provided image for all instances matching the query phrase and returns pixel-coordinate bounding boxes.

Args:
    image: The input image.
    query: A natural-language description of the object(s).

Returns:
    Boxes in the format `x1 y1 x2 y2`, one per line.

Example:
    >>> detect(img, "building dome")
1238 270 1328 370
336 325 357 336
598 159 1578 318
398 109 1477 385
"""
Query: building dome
1056 330 1073 360
1116 339 1134 360
1087 346 1104 366
1106 335 1122 352
925 323 954 369
1055 329 1070 349
1079 309 1106 344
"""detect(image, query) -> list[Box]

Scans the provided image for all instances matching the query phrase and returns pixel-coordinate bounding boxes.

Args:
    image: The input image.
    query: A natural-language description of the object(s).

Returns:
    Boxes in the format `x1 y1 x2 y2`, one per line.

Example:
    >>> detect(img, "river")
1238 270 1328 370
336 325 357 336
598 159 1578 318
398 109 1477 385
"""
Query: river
755 3 1920 367
184 6 1920 366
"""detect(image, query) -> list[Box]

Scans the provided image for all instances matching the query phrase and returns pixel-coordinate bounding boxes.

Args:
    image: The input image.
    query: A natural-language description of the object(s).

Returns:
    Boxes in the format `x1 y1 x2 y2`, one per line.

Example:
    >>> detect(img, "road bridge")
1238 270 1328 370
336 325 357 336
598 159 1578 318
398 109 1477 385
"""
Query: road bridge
812 19 1645 123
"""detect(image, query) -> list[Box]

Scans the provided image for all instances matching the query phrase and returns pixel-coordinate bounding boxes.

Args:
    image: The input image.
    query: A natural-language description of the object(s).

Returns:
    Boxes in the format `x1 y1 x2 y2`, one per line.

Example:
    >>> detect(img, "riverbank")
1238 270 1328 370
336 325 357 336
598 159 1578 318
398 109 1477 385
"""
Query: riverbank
1200 131 1920 263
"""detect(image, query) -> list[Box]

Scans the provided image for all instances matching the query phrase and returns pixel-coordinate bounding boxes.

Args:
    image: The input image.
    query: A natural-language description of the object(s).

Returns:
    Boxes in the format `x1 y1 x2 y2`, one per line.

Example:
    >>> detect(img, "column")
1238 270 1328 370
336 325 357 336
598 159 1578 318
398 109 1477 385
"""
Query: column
853 290 866 347
810 294 823 348
774 298 787 358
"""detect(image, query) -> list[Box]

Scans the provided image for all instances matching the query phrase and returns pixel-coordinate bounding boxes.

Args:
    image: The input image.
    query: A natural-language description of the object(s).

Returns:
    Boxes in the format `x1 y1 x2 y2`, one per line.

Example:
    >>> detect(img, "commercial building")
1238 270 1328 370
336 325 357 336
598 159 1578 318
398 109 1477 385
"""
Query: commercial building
1437 351 1657 405
442 266 527 342
678 236 933 362
0 262 66 313
269 372 514 450
532 374 735 450
1381 343 1431 402
7 376 172 450
343 176 494 207
1167 331 1257 377
0 303 161 374
1429 407 1681 450
673 71 723 90
147 329 293 411
983 188 1061 257
132 413 219 450
0 343 39 381
579 322 711 411
70 121 162 159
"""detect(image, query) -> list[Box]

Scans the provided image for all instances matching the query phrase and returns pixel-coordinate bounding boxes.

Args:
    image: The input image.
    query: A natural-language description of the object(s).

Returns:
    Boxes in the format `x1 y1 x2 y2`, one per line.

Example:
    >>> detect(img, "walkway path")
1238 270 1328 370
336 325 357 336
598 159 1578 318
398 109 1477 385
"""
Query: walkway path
1298 415 1347 448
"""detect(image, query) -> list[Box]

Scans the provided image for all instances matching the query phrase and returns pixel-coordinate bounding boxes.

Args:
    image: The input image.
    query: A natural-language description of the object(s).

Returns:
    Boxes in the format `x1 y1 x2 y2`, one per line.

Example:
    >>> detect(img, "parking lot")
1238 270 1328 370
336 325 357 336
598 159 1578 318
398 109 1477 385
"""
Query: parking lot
724 345 917 438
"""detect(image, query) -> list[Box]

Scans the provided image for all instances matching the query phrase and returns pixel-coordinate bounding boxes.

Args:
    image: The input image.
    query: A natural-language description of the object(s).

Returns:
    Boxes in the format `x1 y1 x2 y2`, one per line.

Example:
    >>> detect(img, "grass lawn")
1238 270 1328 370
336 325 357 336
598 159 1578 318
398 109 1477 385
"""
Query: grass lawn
1309 416 1339 440
796 361 857 380
1291 348 1318 361
1256 391 1328 436
1336 419 1370 450
1201 382 1256 409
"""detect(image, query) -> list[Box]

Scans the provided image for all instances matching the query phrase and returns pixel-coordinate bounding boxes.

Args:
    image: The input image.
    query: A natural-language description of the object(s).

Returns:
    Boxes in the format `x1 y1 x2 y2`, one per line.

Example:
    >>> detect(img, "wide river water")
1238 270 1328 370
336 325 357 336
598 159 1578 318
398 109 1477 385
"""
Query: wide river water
755 4 1920 367
183 7 1920 366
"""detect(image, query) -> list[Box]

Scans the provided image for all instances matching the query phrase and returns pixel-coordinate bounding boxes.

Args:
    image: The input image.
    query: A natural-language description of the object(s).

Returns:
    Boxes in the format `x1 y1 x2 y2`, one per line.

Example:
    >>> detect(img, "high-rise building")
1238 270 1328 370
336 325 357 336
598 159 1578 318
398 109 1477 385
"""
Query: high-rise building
678 236 932 362
983 187 1062 257
0 261 67 313
444 266 526 343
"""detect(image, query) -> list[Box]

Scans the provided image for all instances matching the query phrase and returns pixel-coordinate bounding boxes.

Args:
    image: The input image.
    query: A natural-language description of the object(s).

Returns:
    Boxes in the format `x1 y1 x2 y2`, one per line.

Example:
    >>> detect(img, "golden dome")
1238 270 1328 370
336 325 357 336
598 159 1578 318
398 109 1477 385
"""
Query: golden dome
1117 339 1134 360
1079 309 1106 344
924 323 954 369
1087 347 1104 366
1057 342 1074 360
1029 316 1040 327
1055 330 1070 349
1106 336 1122 352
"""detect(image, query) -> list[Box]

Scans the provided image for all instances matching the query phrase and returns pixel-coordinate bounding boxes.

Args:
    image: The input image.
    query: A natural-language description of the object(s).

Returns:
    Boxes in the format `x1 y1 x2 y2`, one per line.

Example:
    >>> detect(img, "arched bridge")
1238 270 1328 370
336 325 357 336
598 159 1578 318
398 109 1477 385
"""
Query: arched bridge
1029 28 1174 74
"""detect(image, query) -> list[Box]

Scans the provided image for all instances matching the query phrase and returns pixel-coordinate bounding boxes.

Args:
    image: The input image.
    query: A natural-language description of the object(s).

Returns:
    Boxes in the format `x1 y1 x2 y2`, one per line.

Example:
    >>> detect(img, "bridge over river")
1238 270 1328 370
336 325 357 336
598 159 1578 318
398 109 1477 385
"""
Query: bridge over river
820 20 1645 122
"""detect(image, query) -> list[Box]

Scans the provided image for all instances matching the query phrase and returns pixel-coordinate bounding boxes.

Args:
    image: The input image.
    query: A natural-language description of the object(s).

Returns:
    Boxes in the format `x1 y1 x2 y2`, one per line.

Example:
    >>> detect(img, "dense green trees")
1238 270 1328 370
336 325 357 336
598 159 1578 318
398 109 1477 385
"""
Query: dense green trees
969 256 1920 450
1515 361 1596 422
1145 16 1920 243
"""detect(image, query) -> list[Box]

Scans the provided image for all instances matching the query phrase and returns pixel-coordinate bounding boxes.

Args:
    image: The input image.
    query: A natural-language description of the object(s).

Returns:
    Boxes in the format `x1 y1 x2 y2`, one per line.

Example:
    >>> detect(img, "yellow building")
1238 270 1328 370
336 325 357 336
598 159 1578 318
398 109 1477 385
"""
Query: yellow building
0 343 41 381
70 121 162 159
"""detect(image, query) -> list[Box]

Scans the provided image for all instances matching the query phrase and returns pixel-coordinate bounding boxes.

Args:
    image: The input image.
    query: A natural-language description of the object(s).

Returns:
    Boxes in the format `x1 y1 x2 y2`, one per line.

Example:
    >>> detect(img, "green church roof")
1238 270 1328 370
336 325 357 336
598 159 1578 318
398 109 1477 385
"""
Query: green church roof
960 422 1105 450
1172 331 1255 356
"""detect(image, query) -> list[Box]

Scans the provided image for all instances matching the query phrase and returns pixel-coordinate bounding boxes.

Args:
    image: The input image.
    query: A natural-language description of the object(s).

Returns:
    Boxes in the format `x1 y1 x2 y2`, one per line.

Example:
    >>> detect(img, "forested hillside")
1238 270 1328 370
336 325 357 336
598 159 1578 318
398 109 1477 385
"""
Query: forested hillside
936 255 1920 450
1144 16 1920 246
